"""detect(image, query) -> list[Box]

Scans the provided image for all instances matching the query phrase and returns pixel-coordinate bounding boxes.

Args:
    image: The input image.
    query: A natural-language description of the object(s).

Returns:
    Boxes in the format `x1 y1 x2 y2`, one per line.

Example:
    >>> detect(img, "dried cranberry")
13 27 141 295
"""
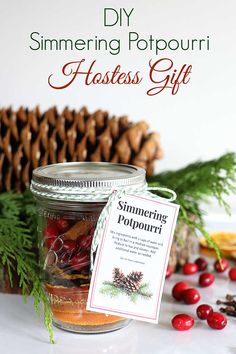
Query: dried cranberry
183 263 198 275
77 234 93 251
199 272 215 287
172 282 189 301
46 237 63 252
89 227 96 236
207 312 227 330
171 314 194 331
57 240 77 267
45 237 56 249
63 240 77 253
70 251 90 271
56 218 70 233
214 258 229 273
57 252 72 268
44 224 59 239
182 288 200 305
195 257 208 271
196 304 213 320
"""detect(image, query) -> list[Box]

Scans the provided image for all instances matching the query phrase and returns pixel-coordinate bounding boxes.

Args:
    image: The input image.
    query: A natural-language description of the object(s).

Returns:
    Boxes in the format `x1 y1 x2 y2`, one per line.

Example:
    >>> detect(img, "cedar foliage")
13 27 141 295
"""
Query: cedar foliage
0 190 54 343
148 152 236 258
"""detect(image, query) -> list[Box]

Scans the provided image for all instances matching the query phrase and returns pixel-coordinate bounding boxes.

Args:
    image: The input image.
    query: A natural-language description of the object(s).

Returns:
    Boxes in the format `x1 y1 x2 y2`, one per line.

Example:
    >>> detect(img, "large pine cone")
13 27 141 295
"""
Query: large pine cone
0 106 163 192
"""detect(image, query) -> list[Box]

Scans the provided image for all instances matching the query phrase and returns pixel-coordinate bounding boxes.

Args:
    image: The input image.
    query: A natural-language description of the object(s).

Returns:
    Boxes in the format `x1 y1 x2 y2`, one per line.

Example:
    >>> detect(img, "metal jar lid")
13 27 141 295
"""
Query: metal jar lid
31 162 146 202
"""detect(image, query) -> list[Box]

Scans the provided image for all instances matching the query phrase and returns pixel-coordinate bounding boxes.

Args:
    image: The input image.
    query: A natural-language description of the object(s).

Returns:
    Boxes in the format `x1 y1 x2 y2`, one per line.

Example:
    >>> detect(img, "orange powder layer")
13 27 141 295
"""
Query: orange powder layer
46 283 124 326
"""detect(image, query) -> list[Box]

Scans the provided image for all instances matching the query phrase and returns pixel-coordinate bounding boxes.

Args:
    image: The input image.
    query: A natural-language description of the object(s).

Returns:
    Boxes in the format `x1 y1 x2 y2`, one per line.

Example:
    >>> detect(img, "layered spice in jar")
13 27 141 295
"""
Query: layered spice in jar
31 162 146 333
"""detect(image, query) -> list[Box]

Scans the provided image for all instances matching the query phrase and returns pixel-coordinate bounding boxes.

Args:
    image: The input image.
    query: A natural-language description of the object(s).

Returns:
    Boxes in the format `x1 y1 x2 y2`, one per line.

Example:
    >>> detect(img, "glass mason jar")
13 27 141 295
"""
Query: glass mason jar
31 162 146 333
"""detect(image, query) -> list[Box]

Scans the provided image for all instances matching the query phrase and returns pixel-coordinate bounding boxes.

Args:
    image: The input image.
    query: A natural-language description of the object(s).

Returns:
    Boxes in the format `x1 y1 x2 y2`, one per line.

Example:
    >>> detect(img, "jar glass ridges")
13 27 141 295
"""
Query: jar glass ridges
31 162 146 333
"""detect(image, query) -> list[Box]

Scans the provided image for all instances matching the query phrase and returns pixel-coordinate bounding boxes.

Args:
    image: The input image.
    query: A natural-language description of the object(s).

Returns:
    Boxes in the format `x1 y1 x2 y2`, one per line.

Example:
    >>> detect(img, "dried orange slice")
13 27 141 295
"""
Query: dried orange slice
200 231 236 259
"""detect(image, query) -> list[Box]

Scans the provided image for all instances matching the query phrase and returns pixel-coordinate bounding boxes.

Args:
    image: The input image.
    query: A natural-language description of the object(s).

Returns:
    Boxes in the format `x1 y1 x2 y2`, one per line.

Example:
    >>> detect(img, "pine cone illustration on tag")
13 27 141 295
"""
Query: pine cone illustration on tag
122 276 141 293
127 271 143 289
112 268 144 293
101 268 152 301
112 268 125 288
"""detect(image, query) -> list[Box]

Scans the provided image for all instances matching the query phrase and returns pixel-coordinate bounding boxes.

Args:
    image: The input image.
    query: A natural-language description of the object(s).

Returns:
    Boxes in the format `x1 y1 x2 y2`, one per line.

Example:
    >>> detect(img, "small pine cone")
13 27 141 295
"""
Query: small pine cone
122 277 140 293
112 268 125 288
128 271 143 288
112 267 124 280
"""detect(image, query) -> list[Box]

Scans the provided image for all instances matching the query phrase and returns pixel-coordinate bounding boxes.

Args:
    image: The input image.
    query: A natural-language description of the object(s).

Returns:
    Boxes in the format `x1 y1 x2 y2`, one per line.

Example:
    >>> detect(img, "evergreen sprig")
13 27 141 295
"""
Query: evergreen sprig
0 191 54 343
148 152 236 254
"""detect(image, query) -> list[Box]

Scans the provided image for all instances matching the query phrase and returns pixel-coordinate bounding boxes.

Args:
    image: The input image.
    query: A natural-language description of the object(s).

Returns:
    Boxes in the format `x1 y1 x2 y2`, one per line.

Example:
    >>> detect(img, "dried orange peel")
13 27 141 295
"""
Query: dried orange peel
200 231 236 259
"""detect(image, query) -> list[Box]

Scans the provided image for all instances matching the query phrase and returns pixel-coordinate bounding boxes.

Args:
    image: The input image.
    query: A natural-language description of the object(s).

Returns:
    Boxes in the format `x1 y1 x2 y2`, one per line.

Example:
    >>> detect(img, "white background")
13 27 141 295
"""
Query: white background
0 0 235 212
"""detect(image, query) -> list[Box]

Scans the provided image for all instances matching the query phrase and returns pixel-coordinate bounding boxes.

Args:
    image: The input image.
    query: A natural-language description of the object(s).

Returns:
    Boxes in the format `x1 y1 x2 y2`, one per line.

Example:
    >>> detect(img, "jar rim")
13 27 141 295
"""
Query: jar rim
31 162 146 202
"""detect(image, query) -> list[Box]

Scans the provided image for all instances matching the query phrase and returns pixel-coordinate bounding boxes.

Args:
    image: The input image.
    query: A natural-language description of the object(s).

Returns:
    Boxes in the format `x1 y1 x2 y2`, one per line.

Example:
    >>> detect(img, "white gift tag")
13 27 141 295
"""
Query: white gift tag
87 191 179 323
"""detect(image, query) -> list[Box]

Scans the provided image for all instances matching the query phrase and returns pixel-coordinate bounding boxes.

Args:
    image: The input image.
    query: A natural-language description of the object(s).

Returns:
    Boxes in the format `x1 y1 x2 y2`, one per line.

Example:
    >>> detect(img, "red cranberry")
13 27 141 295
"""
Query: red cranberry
182 288 200 305
56 218 70 233
166 265 173 279
44 224 59 239
57 240 77 267
45 237 56 249
171 314 194 331
70 251 90 271
183 263 198 275
196 304 213 320
207 312 227 330
229 267 236 281
89 227 95 236
195 257 208 271
63 240 77 253
46 217 55 226
46 237 63 252
214 258 229 273
57 252 72 268
78 234 93 251
199 272 215 287
172 282 189 301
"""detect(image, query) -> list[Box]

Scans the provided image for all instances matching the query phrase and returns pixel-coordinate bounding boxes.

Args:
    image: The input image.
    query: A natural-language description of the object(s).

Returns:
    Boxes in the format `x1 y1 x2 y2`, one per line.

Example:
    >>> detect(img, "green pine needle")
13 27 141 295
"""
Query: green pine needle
138 282 153 299
100 281 123 298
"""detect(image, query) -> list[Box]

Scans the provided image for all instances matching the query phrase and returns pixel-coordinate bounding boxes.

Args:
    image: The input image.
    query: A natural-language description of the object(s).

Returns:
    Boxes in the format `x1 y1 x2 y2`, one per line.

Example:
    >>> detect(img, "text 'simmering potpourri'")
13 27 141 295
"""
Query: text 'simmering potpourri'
87 192 179 323
29 8 210 95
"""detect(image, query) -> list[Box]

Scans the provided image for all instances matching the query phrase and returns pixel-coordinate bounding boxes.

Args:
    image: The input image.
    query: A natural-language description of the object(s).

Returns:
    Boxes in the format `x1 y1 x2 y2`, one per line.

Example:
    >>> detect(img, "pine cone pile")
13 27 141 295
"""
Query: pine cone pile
0 106 163 192
112 268 143 293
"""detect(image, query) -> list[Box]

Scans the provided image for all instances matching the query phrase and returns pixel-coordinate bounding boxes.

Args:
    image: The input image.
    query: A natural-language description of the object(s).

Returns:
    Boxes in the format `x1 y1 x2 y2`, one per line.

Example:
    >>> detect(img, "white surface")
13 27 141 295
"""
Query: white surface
0 0 236 173
1 262 236 354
